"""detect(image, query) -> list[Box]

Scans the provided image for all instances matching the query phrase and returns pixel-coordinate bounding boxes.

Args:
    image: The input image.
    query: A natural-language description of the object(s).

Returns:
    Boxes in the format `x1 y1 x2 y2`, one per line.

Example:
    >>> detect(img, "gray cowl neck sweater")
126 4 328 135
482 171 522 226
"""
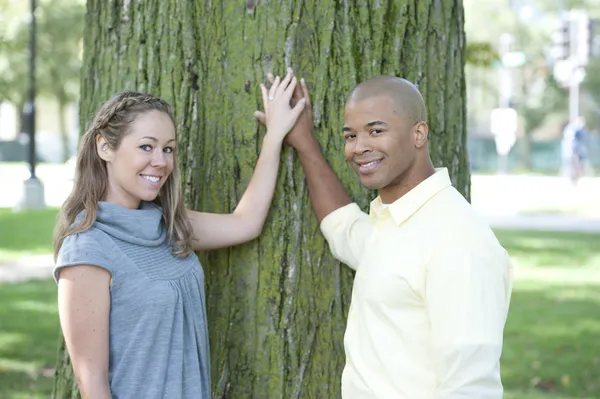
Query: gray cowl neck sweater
54 201 211 399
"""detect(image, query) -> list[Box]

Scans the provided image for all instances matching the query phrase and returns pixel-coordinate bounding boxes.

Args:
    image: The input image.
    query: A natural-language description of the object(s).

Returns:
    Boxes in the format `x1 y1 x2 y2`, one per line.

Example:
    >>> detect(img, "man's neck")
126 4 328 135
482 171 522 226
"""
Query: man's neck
379 161 436 204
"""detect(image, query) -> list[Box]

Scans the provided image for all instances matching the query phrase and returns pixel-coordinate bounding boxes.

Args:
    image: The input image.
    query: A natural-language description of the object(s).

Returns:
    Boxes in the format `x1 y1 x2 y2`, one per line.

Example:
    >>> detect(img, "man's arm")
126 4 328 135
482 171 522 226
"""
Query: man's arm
255 73 369 269
292 134 352 223
426 242 513 398
256 75 351 222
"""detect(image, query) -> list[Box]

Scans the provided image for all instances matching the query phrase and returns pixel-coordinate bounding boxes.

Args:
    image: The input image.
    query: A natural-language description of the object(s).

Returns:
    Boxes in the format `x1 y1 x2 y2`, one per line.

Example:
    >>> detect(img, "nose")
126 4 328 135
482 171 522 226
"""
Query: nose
151 150 167 167
352 135 372 155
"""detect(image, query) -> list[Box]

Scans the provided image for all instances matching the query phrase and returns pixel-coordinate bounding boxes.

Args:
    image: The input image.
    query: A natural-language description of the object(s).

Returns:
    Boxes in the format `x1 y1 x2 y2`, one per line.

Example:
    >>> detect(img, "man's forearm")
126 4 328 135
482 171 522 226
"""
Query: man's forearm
295 137 352 223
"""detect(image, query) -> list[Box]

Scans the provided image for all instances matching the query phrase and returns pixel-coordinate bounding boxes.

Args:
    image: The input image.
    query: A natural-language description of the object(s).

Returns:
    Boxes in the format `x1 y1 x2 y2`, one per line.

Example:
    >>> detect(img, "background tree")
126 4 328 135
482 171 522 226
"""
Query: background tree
0 0 84 160
36 0 85 161
52 1 469 398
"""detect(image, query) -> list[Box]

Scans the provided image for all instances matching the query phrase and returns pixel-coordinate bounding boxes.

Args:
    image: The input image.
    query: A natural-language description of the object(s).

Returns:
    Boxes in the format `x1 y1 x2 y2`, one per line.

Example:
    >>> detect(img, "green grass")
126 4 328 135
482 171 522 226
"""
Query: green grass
0 207 59 262
497 230 600 398
0 228 598 398
0 279 59 399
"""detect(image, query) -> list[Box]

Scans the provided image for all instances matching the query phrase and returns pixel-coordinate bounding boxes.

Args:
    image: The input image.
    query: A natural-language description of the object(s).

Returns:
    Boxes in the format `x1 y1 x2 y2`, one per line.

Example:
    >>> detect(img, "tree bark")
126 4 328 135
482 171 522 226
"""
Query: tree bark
57 93 71 163
53 1 469 398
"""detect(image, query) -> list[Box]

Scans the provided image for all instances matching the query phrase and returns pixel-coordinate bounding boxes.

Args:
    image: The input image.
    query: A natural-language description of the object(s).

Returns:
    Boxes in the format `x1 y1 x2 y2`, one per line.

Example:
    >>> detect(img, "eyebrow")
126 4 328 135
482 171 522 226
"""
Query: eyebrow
343 120 388 132
141 136 176 144
365 120 388 127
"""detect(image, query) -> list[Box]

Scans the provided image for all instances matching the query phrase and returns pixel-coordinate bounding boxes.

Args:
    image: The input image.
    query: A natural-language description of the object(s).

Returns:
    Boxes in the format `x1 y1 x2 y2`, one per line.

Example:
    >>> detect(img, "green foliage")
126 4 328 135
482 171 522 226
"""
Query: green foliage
0 0 85 105
519 75 568 135
466 41 499 68
581 57 600 127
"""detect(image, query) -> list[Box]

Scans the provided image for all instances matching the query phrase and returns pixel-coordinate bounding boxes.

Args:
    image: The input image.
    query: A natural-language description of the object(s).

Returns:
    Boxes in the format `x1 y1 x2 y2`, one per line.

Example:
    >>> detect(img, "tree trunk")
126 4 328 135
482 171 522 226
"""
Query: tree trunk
57 94 71 163
53 1 469 398
52 332 80 399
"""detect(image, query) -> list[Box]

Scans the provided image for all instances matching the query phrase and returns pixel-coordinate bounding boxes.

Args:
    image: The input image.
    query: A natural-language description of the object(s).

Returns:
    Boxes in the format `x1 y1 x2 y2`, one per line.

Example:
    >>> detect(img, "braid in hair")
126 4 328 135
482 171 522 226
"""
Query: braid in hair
53 91 194 260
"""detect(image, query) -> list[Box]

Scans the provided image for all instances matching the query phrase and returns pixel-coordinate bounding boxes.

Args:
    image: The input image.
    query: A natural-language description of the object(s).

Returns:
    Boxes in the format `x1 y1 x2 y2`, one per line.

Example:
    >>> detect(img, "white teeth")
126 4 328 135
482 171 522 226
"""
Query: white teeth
362 161 378 167
141 175 160 183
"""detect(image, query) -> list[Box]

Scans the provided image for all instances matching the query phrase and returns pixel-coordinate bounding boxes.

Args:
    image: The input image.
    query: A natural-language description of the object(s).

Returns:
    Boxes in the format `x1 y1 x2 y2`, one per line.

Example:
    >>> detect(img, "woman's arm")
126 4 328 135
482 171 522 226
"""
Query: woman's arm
58 265 112 399
188 70 306 251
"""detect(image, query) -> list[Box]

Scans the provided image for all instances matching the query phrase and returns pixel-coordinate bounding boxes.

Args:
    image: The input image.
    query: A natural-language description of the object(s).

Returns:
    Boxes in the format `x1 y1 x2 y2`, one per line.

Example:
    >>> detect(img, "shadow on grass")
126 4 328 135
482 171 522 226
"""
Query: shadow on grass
495 229 600 269
0 279 59 399
502 282 600 398
0 208 59 260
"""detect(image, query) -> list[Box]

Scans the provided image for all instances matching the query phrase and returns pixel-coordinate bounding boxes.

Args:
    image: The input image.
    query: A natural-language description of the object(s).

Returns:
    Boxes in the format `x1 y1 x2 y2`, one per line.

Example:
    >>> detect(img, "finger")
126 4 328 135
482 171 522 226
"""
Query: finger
283 76 298 101
269 75 281 100
267 72 275 84
260 84 269 107
290 98 307 120
286 67 295 83
301 78 312 107
292 75 303 101
276 70 293 97
254 111 267 126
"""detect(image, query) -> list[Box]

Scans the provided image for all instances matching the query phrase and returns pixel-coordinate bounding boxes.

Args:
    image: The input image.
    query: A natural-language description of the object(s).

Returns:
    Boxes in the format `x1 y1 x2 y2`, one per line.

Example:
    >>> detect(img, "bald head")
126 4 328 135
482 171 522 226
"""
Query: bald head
347 76 427 125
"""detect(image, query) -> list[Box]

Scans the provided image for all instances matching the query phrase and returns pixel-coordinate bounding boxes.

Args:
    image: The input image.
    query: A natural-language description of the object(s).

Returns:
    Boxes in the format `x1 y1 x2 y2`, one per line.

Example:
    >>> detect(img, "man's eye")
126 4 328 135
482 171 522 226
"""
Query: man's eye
344 134 355 141
370 129 383 135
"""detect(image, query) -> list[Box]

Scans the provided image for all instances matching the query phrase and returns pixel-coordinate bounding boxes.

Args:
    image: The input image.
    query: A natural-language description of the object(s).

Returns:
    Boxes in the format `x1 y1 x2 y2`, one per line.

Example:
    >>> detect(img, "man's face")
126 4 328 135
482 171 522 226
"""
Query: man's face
343 95 417 192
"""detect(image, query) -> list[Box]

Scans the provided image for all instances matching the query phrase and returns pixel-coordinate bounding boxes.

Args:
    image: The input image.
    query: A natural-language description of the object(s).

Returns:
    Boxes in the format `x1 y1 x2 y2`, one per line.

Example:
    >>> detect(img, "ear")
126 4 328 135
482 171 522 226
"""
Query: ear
413 122 429 149
96 135 114 162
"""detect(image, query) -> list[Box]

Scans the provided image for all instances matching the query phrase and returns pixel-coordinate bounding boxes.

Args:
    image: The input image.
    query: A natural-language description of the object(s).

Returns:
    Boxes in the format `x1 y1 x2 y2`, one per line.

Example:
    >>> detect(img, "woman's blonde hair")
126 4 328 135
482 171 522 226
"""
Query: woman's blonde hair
53 91 193 260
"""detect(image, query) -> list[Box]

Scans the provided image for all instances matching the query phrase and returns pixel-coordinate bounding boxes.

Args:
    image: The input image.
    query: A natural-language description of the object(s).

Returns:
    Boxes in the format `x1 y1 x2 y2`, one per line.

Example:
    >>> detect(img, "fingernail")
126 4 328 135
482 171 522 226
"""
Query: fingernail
287 67 293 73
301 78 305 84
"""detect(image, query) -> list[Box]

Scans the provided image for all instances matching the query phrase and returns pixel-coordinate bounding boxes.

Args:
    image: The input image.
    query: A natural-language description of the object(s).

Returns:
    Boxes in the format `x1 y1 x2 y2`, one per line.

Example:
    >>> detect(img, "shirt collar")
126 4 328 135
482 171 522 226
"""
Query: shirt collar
369 168 452 225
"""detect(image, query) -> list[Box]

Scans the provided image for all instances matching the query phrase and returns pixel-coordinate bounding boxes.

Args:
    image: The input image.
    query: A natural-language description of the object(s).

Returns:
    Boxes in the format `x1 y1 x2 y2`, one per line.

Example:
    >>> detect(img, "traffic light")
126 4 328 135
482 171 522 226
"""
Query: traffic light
572 10 590 65
550 15 571 61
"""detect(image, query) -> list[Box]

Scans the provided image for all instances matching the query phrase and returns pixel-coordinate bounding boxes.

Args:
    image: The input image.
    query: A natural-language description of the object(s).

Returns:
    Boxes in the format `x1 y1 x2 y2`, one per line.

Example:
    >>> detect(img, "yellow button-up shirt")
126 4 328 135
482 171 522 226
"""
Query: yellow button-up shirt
320 168 513 399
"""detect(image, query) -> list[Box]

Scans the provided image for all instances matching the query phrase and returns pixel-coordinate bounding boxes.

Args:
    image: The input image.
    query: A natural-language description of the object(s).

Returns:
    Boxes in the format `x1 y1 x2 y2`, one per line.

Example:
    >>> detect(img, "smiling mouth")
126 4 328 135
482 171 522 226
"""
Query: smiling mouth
356 159 382 173
140 174 161 184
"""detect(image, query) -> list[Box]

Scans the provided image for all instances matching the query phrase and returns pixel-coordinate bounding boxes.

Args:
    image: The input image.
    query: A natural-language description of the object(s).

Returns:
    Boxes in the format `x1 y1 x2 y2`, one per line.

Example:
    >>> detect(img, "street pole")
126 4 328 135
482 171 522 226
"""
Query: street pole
569 73 579 123
15 0 45 211
569 12 579 124
28 0 37 178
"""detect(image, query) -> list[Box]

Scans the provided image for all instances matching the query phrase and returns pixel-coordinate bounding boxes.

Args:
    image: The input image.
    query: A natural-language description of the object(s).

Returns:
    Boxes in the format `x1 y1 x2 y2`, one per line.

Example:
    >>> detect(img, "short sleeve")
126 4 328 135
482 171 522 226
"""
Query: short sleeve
54 230 115 284
426 240 513 397
319 203 373 270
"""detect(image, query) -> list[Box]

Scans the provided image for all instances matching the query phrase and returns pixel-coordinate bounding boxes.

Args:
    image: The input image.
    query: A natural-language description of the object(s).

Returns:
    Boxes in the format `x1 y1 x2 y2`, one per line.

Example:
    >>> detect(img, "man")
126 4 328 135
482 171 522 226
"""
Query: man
257 73 513 398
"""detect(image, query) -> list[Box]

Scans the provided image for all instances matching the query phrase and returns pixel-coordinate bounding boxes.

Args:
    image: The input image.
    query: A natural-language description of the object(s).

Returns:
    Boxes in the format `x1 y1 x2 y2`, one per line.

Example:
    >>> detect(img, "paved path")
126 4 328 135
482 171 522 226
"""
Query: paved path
486 214 600 233
0 254 54 283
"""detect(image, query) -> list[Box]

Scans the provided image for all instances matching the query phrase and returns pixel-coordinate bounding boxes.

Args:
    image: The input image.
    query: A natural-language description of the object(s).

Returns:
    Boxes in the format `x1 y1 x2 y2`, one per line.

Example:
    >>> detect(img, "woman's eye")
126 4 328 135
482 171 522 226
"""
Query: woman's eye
163 147 174 154
140 144 152 151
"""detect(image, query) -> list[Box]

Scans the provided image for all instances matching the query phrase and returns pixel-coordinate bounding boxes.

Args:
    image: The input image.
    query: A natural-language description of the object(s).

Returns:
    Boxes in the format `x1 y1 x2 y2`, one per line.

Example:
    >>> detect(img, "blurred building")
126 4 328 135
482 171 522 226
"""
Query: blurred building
0 99 79 163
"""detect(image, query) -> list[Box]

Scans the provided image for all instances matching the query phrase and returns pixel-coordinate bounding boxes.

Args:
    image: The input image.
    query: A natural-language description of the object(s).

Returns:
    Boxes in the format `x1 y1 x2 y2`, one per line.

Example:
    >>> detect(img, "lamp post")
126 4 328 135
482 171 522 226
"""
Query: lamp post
16 0 45 211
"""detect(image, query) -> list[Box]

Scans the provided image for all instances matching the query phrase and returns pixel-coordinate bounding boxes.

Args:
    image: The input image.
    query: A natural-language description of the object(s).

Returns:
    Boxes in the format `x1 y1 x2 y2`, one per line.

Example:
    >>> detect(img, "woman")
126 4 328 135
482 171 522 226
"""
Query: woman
53 71 305 399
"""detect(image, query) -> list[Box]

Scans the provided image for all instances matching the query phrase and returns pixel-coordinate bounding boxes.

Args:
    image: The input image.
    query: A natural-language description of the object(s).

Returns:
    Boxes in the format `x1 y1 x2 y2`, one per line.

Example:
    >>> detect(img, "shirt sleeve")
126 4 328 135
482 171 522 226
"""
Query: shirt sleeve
426 241 514 399
54 230 115 284
319 203 373 270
